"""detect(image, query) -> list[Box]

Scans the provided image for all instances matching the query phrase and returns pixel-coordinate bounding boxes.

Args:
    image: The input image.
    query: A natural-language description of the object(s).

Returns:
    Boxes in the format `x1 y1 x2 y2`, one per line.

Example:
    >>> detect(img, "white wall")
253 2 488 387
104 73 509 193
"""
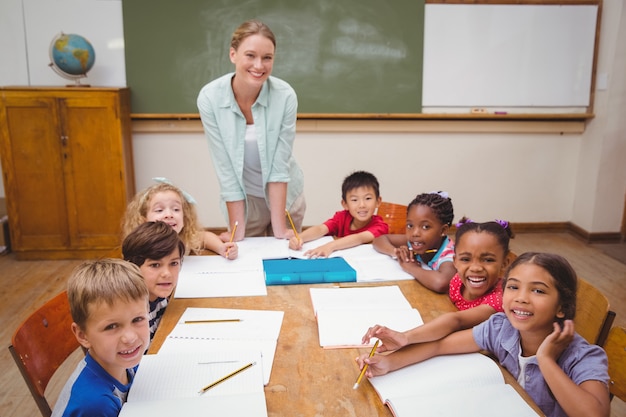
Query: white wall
133 129 581 228
2 0 625 233
572 1 626 233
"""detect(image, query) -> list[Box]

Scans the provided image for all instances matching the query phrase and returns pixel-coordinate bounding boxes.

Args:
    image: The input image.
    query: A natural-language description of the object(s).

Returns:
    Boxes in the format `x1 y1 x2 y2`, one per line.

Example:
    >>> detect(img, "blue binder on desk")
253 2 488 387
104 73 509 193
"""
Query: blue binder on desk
262 257 357 285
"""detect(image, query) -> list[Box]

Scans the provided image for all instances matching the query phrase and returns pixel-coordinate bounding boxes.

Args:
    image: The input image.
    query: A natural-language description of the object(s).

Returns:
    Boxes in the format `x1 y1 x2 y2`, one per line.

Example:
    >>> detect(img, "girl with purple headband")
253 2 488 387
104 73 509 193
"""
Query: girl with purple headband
373 191 456 293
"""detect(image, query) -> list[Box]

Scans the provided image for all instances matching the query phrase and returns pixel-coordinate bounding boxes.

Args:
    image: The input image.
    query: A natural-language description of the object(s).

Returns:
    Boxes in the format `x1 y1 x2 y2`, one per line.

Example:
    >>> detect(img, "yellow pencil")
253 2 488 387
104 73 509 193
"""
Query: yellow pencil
198 361 255 394
184 319 241 324
353 340 380 389
285 209 300 241
225 221 238 257
229 221 238 243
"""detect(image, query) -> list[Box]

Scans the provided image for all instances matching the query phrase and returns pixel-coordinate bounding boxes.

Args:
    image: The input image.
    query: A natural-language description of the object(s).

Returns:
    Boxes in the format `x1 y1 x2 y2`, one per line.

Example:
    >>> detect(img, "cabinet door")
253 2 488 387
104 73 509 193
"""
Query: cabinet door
60 93 128 248
0 96 70 250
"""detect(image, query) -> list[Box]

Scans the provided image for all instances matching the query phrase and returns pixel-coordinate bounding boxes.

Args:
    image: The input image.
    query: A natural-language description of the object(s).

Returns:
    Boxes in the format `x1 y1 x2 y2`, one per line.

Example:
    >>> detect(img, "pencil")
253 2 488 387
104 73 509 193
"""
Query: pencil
225 221 238 257
198 361 256 394
285 209 300 241
184 319 241 324
229 221 238 243
353 340 380 389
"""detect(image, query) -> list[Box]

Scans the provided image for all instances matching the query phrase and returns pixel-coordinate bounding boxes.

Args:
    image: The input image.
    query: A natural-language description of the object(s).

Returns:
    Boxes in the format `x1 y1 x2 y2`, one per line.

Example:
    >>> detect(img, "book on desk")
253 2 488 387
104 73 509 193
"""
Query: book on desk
118 351 267 417
158 307 284 385
309 285 423 348
368 353 538 417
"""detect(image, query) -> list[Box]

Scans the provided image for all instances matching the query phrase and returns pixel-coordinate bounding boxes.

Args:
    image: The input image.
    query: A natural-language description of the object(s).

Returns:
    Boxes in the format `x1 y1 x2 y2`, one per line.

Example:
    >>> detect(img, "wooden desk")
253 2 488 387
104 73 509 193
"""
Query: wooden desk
149 280 542 416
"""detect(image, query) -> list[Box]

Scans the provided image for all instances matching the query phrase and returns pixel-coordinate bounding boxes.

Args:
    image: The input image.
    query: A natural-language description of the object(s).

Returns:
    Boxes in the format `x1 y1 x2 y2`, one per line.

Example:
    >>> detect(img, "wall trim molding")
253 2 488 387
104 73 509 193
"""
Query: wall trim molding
568 222 623 243
132 118 586 135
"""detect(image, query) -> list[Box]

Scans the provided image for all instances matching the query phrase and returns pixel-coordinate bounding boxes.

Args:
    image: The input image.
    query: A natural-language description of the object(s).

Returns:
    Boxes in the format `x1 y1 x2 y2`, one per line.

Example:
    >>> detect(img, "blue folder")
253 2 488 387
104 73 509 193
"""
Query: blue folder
262 257 357 285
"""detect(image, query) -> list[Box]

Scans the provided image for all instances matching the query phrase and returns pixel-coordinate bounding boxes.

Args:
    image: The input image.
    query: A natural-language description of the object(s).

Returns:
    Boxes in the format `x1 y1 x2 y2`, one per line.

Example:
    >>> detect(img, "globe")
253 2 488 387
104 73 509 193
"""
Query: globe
48 32 96 86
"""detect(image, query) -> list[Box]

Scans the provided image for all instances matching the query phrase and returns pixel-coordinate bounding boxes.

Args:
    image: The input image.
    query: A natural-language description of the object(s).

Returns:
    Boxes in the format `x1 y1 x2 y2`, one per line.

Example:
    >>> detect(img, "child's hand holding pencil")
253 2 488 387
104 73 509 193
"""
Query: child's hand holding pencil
355 340 393 379
224 221 238 259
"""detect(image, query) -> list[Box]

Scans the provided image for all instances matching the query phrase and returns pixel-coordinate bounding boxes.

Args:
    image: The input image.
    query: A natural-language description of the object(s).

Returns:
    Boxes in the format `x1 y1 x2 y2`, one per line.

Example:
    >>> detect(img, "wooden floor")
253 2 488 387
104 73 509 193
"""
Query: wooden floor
1 232 624 417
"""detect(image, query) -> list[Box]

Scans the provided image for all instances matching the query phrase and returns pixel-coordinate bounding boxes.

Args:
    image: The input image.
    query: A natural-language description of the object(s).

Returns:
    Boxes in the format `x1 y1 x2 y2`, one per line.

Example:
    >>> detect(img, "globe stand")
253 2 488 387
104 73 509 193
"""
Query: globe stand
48 63 90 87
48 32 95 88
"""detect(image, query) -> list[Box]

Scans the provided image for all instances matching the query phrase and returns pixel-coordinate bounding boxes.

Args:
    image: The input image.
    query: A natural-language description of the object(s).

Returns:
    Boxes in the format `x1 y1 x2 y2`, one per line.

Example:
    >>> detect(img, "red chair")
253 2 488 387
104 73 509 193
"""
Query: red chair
8 291 83 417
377 202 408 234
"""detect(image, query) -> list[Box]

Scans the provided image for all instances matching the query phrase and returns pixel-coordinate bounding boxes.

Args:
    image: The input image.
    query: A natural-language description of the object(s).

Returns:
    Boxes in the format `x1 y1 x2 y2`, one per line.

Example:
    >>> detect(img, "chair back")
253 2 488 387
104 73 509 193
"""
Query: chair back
377 202 408 234
574 278 614 346
604 326 626 402
8 291 81 417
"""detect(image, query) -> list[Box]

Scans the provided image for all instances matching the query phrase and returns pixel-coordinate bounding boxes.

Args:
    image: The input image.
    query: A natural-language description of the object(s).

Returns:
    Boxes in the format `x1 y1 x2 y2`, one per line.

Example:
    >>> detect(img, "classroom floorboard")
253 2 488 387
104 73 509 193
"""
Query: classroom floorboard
0 232 624 417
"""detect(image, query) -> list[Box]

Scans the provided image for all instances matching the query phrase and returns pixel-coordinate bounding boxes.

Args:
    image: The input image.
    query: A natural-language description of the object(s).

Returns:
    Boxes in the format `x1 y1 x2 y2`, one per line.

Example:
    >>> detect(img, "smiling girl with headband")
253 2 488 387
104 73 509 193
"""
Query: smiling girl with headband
373 191 455 293
122 179 237 259
363 217 514 352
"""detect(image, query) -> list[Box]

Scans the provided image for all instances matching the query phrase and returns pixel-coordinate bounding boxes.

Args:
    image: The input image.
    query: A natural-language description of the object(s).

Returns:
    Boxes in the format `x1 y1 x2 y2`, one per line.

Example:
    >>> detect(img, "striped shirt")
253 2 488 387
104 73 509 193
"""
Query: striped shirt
149 297 168 341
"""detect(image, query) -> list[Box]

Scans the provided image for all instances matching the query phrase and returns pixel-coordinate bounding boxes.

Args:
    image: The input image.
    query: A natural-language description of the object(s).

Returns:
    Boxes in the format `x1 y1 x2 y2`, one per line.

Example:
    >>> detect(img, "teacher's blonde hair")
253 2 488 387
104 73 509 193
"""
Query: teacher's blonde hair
231 19 276 51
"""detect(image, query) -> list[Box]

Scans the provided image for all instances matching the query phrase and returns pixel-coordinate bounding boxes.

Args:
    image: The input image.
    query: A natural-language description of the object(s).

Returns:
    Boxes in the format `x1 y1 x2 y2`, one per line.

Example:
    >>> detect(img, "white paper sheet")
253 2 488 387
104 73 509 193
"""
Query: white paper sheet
119 351 268 417
158 338 277 386
332 244 414 282
130 351 264 400
119 393 268 417
369 353 505 401
174 256 266 298
316 308 423 348
159 307 284 385
386 384 537 417
309 286 412 316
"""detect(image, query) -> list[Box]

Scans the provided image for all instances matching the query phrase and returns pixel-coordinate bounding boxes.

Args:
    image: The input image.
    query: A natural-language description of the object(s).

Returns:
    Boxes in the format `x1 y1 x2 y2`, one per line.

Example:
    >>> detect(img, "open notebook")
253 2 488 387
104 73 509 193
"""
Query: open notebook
119 351 267 417
368 353 538 417
158 307 284 385
174 255 267 298
309 286 423 348
331 244 414 282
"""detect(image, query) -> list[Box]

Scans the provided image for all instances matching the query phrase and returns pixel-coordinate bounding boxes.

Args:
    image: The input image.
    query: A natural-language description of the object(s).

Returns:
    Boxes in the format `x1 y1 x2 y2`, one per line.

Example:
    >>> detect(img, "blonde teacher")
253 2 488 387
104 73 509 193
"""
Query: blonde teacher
197 19 305 241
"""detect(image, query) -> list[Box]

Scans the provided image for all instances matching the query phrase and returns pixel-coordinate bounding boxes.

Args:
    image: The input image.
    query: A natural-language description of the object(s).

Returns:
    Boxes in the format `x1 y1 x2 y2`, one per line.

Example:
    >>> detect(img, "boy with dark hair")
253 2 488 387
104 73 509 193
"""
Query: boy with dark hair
122 221 185 340
289 170 388 257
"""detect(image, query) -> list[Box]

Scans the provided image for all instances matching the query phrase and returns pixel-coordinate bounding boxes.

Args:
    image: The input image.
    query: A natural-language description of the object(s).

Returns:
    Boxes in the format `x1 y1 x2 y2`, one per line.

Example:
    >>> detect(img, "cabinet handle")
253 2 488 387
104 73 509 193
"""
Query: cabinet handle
61 135 68 146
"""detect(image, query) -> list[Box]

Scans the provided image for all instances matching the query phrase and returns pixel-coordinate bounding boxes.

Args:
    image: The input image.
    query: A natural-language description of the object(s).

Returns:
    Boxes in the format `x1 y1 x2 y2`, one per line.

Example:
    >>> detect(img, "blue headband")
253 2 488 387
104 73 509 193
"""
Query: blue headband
152 177 197 204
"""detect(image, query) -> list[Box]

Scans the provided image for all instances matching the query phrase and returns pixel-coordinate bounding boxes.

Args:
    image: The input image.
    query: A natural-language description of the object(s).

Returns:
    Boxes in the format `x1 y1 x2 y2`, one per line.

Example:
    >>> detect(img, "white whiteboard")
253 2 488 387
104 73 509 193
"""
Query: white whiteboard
422 4 598 111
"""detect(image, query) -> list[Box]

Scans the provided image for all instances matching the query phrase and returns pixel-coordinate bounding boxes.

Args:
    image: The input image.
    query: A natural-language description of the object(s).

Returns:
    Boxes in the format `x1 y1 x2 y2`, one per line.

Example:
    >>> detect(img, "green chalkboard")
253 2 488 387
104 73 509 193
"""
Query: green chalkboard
122 0 424 115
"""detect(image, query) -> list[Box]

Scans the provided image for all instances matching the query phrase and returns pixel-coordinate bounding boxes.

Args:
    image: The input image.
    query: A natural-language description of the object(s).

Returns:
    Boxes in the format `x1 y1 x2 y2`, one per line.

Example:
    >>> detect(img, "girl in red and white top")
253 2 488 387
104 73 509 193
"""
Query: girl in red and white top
362 217 514 351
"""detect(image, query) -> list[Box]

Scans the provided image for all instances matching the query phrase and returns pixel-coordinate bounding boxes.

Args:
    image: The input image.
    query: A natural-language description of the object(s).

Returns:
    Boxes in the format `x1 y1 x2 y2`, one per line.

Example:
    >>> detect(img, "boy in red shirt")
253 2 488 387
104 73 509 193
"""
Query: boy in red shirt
289 171 388 257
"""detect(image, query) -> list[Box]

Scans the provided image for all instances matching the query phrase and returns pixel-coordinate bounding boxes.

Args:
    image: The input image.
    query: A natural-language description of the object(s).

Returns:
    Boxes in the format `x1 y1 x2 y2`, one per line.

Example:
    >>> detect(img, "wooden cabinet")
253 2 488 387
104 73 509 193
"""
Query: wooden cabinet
0 87 135 260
